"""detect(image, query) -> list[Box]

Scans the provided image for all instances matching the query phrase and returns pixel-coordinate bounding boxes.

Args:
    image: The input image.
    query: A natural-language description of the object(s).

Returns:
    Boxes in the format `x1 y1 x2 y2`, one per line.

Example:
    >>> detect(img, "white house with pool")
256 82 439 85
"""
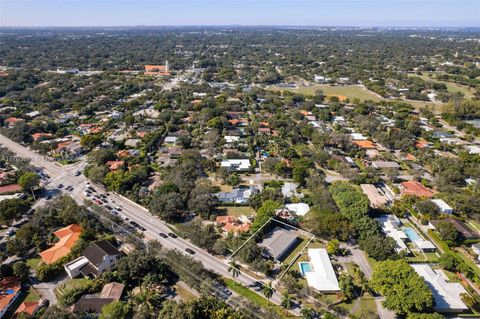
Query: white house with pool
298 248 340 292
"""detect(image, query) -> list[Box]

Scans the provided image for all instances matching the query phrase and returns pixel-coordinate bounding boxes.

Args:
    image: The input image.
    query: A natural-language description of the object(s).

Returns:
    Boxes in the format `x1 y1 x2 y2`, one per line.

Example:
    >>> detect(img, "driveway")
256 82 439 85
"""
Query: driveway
32 274 68 305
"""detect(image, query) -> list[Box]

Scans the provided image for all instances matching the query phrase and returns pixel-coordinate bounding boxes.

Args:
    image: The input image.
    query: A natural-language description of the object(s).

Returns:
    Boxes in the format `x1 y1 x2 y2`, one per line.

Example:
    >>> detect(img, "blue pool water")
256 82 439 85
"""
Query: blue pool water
403 227 421 241
299 262 313 276
5 289 15 294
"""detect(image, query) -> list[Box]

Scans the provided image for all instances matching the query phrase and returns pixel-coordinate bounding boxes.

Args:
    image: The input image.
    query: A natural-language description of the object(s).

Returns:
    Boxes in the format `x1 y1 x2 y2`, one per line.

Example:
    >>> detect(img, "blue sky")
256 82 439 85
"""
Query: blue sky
1 0 479 27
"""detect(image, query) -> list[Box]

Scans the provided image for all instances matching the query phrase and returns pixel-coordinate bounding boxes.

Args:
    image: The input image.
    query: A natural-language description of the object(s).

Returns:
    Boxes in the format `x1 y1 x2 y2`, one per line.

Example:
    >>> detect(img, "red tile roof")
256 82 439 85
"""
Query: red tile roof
0 277 21 314
353 140 376 149
15 301 40 316
400 181 434 198
39 224 82 264
106 160 125 171
0 184 22 194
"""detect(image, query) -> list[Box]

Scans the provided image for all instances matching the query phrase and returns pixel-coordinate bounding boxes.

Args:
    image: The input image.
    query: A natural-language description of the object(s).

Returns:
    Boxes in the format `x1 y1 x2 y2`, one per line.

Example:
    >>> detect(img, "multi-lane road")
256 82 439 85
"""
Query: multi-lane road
0 133 299 316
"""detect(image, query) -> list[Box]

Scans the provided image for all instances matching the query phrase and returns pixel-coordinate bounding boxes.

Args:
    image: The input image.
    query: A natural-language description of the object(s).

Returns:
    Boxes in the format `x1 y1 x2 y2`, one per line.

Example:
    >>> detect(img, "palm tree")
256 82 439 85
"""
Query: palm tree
262 281 275 300
228 259 240 283
281 292 293 315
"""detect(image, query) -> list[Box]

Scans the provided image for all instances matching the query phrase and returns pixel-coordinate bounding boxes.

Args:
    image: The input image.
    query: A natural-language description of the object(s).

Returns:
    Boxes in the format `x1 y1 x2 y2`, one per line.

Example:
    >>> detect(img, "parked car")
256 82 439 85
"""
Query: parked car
185 248 195 255
57 184 64 189
159 233 168 238
168 232 177 238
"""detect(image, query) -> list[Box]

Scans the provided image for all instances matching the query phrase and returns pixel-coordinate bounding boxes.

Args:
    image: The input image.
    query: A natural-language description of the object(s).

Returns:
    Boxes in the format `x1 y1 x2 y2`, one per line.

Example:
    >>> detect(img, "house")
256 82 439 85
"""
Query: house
281 182 303 199
371 161 400 169
300 249 340 292
314 75 326 83
106 160 124 171
70 282 124 313
39 224 82 264
215 186 258 204
14 301 41 317
0 277 21 319
432 199 453 215
164 136 178 145
285 203 310 217
4 117 23 128
125 139 141 148
350 133 368 140
260 227 298 261
220 159 251 171
144 64 170 76
361 184 390 208
400 181 434 198
53 140 83 157
352 140 375 149
430 218 480 240
215 216 251 234
411 264 468 313
376 215 410 254
31 132 52 141
0 184 22 195
467 145 480 155
64 240 122 279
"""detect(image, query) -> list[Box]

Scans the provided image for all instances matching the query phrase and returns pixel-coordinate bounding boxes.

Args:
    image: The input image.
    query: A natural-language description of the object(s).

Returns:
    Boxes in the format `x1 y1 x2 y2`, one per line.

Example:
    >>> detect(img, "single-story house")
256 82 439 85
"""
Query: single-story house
220 159 251 171
376 215 409 254
432 199 453 215
430 218 480 240
400 181 434 198
411 264 468 313
39 224 82 264
361 184 390 208
285 203 310 217
215 186 258 204
215 216 251 234
300 249 340 292
260 227 298 261
371 161 400 169
70 282 124 313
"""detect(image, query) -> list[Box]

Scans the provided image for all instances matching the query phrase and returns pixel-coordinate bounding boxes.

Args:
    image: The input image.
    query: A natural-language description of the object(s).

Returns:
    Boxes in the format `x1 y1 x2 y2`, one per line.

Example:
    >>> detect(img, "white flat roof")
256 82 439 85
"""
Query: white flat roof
305 249 340 292
413 240 436 250
432 199 453 211
220 159 251 169
411 264 468 312
65 256 89 271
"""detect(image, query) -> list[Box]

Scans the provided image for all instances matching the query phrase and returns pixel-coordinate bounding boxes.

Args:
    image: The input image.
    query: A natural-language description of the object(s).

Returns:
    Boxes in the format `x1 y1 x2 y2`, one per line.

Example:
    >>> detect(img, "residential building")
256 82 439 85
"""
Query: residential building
70 282 124 313
64 240 121 279
376 215 410 253
14 301 41 317
432 199 453 215
260 227 298 261
281 182 303 199
39 224 82 264
285 203 310 217
215 186 258 204
220 159 251 171
215 216 252 234
400 181 434 198
411 264 468 313
371 161 400 169
361 184 390 208
300 249 340 292
430 218 479 240
0 277 21 319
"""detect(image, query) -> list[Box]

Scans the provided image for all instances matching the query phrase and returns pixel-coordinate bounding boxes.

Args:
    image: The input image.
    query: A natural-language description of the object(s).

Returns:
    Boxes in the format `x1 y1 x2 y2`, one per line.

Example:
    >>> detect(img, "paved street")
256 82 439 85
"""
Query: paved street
0 132 299 316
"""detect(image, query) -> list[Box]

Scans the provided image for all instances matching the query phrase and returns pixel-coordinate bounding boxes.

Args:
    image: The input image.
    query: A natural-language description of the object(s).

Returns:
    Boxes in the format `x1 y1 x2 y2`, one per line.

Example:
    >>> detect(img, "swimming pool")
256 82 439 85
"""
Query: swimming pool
403 227 421 241
298 262 313 276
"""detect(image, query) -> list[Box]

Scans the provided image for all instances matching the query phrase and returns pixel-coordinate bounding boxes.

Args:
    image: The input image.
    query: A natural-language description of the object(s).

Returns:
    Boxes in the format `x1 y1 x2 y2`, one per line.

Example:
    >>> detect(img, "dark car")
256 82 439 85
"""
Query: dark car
100 194 107 199
185 248 195 255
104 205 113 211
57 184 64 189
138 225 147 231
101 198 108 204
74 171 81 176
168 232 178 238
159 233 168 238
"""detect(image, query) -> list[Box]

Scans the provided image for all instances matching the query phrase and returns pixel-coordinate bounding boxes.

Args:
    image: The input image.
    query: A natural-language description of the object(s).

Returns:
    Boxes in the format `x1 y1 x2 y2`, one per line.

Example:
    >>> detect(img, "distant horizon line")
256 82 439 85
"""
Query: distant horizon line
1 24 479 29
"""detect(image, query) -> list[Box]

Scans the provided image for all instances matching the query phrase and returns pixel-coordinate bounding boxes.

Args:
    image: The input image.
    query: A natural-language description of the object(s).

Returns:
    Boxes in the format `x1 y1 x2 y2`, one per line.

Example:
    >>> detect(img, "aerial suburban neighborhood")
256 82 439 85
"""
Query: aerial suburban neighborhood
0 1 480 318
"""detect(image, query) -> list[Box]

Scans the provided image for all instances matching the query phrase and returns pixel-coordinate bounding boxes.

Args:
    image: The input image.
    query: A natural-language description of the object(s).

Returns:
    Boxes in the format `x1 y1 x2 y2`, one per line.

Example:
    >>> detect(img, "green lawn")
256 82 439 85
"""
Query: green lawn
270 84 383 102
55 278 92 297
408 73 475 97
216 206 256 217
24 287 41 302
26 258 41 271
282 237 307 265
